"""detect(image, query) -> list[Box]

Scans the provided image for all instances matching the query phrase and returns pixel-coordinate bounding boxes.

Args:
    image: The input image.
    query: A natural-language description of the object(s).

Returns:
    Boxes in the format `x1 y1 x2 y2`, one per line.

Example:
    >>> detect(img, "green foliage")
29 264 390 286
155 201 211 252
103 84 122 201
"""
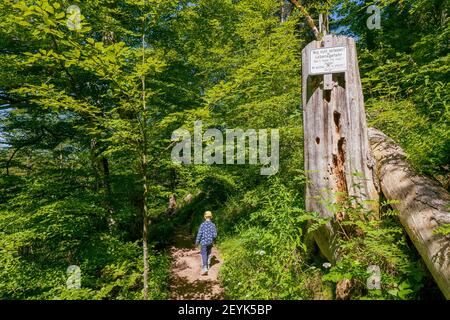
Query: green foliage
352 1 450 180
0 0 447 300
433 224 450 237
318 195 432 300
0 163 171 299
218 179 332 299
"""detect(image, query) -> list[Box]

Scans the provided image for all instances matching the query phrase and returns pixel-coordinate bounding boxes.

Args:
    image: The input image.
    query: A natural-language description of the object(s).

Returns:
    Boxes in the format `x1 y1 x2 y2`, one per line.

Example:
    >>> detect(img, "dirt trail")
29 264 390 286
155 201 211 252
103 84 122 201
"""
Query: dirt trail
169 227 224 300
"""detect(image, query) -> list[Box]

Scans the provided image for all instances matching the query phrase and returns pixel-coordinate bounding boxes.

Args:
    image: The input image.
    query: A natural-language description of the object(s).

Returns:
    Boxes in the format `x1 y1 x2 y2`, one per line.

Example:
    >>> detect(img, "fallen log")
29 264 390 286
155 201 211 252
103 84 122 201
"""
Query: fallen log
368 127 450 299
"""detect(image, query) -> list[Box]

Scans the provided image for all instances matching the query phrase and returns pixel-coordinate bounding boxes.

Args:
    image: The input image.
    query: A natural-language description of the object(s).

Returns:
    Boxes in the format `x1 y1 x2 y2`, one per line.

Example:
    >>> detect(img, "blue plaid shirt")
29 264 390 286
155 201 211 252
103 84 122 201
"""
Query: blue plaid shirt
195 220 217 246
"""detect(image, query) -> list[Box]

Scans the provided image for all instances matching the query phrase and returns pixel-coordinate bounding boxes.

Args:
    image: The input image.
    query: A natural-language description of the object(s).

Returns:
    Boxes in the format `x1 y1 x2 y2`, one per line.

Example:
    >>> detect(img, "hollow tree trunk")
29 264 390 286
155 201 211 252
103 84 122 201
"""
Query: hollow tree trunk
368 127 450 299
302 35 379 263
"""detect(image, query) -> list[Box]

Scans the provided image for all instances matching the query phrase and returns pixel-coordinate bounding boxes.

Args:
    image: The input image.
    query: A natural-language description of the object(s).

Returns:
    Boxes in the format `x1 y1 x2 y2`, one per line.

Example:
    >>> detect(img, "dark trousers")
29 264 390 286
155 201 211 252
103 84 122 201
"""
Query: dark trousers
201 244 212 269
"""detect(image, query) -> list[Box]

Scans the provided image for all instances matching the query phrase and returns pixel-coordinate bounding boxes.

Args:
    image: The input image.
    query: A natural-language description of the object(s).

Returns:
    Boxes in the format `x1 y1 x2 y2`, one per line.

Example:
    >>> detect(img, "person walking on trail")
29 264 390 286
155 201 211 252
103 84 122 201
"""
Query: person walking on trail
195 211 217 275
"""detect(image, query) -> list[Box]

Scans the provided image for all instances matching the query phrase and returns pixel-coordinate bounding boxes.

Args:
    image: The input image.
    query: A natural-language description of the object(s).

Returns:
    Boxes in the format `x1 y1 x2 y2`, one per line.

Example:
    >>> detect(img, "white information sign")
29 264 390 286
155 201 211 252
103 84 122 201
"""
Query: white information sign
309 46 347 75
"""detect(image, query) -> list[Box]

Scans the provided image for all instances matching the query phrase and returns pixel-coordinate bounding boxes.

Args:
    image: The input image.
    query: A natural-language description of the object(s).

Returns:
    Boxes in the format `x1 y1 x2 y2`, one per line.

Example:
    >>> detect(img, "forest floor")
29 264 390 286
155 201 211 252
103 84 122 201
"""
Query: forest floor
169 226 224 299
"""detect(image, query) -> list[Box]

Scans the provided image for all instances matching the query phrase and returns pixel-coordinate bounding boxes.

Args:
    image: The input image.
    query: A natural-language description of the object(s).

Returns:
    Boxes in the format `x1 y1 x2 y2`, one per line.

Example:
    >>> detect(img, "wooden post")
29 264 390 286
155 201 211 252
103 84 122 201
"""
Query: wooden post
302 35 379 262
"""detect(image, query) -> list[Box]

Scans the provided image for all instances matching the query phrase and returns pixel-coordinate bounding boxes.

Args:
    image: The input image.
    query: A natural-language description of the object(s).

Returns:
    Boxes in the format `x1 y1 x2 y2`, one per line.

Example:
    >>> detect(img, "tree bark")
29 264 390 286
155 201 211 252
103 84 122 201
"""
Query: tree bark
368 127 450 299
302 36 379 300
142 204 149 300
302 35 379 263
141 3 150 299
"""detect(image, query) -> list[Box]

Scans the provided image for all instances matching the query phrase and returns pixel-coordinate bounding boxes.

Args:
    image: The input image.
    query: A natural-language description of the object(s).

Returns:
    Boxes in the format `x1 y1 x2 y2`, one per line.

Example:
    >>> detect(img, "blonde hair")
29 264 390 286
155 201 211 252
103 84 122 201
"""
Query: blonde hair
204 211 212 219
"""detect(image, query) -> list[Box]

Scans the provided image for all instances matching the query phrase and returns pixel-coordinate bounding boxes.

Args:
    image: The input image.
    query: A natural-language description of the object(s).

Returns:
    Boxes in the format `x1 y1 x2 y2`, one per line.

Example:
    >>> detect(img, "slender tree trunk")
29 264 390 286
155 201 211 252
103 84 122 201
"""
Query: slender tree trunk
141 101 150 300
99 31 116 228
101 157 111 195
90 139 102 190
141 86 150 300
6 147 20 176
142 173 149 300
141 0 150 300
289 0 320 40
280 0 286 23
101 156 117 228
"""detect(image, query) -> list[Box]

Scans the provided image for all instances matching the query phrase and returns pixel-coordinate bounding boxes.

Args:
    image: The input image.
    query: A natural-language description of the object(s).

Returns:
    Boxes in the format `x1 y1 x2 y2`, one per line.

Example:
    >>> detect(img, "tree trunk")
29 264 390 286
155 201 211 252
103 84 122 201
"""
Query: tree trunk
166 194 177 215
141 86 150 301
140 1 150 300
302 35 379 263
302 35 379 300
368 127 450 299
6 147 21 176
289 0 320 40
101 156 116 228
143 207 149 300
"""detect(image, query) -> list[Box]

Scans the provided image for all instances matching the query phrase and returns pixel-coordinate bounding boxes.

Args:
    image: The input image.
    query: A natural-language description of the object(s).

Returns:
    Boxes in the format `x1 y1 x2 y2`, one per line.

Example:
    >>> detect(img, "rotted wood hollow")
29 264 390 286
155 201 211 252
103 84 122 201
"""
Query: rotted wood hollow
302 35 379 263
368 128 450 299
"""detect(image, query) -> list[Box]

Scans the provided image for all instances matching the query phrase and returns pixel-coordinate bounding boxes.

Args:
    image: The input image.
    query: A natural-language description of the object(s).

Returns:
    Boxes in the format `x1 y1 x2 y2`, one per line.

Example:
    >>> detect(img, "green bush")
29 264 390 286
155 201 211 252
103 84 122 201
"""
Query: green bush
218 179 332 299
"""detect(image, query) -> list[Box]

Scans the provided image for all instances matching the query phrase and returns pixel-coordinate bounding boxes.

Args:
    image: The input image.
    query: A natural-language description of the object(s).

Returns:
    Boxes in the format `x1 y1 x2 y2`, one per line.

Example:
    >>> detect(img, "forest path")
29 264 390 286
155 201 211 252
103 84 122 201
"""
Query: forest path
169 226 224 300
